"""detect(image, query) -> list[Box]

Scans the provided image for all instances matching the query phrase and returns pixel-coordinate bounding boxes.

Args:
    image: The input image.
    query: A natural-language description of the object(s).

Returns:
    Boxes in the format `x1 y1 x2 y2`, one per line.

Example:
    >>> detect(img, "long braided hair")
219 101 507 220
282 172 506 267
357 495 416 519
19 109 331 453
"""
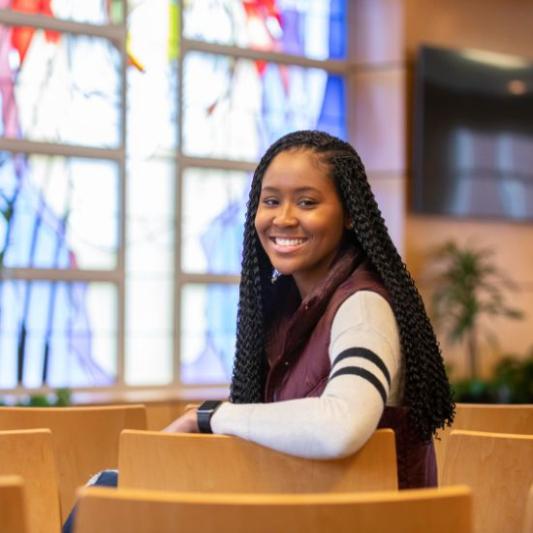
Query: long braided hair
230 130 454 441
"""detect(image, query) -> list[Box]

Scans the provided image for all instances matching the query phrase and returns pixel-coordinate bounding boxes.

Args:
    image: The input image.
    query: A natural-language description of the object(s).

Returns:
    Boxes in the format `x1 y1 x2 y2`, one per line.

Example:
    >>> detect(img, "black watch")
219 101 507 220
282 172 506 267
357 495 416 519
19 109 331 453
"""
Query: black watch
197 400 223 433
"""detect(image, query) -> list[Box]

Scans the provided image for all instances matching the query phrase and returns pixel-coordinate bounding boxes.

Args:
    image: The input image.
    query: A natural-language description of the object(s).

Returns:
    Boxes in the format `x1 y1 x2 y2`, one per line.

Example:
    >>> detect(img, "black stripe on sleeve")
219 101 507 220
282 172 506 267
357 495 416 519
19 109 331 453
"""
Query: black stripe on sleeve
331 347 391 387
329 367 388 404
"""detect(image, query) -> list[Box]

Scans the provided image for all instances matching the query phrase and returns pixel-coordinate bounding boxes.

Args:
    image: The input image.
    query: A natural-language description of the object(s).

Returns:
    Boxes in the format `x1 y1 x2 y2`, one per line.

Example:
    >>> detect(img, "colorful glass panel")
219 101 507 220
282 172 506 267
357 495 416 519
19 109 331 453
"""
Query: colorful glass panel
183 51 346 160
182 167 248 275
0 280 117 388
180 283 238 384
3 0 124 25
0 153 118 270
183 0 347 60
0 25 121 148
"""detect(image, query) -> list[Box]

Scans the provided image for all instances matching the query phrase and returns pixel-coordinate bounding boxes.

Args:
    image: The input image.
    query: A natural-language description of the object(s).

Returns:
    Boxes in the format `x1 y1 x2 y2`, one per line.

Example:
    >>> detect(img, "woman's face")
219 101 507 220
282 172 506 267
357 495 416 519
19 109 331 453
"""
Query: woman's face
254 149 348 298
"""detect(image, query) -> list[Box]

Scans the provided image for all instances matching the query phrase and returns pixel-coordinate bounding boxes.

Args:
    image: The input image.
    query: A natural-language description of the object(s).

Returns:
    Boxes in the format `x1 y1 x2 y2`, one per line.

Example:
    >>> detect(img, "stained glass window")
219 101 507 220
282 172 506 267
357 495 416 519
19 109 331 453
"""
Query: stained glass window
182 167 248 275
0 25 121 148
183 51 346 160
0 1 350 395
0 280 117 388
183 0 347 60
180 283 238 384
0 153 119 270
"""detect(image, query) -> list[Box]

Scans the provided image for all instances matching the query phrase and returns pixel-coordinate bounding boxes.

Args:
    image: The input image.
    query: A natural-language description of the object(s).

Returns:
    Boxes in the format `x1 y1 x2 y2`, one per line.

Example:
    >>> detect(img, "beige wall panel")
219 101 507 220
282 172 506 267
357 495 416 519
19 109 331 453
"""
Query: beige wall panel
368 173 406 255
350 0 404 64
352 69 406 173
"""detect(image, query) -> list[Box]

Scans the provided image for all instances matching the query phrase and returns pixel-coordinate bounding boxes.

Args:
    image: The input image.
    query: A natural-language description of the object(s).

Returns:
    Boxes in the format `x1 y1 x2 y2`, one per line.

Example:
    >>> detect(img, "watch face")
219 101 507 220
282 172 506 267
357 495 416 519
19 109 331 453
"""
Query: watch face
198 400 221 414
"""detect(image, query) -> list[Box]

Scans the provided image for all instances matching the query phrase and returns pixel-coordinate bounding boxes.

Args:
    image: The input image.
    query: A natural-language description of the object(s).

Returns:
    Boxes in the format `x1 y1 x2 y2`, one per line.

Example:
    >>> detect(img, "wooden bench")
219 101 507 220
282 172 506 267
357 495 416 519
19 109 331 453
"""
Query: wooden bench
0 430 61 533
441 429 533 533
435 403 533 480
74 485 472 533
0 405 146 520
119 429 398 493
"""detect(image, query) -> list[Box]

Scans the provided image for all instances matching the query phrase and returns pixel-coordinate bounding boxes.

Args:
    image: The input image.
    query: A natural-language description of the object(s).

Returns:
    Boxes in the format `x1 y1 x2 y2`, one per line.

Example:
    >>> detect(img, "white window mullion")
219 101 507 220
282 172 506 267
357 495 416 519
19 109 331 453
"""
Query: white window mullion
0 139 123 162
180 156 257 173
174 1 185 387
116 0 128 387
0 8 125 42
1 268 121 283
182 38 350 74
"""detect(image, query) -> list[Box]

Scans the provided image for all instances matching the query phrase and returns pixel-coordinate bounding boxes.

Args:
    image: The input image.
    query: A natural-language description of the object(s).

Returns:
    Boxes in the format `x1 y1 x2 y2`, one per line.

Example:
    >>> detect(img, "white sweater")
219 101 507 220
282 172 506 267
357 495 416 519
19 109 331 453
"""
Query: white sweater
211 291 403 459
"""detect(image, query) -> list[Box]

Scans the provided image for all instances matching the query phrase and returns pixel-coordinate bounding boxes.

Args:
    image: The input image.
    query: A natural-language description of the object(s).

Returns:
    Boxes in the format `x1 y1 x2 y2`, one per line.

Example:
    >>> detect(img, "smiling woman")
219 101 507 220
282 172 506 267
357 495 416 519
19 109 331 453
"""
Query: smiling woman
62 131 454 532
163 130 455 491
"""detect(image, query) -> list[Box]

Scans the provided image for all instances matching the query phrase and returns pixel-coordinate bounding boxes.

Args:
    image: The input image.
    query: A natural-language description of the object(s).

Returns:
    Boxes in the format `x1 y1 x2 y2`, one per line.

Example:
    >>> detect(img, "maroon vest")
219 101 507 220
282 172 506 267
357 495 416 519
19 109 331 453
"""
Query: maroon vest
264 249 437 489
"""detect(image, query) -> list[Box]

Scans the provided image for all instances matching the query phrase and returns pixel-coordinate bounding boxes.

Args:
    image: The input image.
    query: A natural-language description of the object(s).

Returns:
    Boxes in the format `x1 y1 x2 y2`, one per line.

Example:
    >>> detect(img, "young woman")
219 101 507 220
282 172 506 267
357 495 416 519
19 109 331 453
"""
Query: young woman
63 129 454 531
166 130 454 488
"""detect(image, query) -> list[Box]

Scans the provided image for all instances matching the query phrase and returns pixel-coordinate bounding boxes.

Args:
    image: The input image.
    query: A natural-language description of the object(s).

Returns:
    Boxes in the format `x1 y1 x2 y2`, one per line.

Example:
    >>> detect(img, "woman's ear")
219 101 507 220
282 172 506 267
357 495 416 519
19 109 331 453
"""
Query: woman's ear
344 216 354 230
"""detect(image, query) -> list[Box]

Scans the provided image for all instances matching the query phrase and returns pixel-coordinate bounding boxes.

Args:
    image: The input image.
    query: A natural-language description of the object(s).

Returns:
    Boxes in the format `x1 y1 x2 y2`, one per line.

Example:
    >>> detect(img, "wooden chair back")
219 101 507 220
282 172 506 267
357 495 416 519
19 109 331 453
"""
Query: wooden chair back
0 475 30 533
74 485 472 533
523 484 533 533
435 403 533 480
0 405 146 520
441 429 533 533
119 429 397 493
0 430 61 533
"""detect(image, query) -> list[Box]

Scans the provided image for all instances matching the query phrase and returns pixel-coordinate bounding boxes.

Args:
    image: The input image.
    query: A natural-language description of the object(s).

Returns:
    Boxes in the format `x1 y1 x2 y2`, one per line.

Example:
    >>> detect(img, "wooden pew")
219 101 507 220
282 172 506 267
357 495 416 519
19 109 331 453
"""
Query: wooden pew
119 429 398 493
522 484 533 533
74 485 472 533
0 405 146 520
0 430 61 533
435 403 533 480
0 475 30 533
441 429 533 533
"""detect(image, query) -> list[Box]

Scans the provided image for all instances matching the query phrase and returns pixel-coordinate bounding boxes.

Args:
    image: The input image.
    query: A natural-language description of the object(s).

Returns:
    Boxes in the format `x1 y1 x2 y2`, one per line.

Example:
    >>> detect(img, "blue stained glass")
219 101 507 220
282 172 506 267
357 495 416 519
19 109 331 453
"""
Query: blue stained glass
0 153 119 270
0 280 116 388
183 0 347 61
316 74 346 140
184 52 347 160
328 0 347 59
182 168 248 275
181 284 238 384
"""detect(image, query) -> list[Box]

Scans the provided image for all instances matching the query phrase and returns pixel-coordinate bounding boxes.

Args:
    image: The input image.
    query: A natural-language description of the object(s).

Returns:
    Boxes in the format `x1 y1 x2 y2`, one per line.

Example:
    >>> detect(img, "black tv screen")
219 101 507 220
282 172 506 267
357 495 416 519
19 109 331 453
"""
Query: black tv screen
412 45 533 221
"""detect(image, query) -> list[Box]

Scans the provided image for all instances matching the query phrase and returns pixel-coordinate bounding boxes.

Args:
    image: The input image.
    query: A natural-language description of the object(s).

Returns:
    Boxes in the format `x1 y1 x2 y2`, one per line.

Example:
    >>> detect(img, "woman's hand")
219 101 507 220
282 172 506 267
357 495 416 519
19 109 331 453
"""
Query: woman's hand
162 404 199 433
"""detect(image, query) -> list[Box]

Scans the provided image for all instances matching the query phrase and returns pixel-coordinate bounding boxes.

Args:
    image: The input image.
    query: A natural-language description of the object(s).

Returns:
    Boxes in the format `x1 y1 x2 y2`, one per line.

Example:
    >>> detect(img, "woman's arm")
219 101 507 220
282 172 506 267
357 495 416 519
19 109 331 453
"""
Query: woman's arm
210 291 401 459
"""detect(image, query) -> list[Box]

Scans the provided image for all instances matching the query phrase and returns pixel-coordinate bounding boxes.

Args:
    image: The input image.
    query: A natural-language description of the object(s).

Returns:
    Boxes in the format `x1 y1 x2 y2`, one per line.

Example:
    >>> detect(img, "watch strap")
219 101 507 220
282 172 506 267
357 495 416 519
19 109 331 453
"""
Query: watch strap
197 400 223 433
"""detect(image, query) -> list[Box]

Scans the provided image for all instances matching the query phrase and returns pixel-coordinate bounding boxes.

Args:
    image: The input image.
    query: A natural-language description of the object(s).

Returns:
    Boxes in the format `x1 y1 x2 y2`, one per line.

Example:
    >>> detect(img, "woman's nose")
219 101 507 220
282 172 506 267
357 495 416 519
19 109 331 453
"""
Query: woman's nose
273 204 298 227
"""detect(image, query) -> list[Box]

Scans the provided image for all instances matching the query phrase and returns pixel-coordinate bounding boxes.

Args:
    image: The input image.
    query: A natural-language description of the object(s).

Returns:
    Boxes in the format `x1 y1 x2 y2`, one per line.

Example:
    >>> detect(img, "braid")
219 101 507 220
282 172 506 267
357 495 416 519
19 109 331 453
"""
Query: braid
230 130 454 440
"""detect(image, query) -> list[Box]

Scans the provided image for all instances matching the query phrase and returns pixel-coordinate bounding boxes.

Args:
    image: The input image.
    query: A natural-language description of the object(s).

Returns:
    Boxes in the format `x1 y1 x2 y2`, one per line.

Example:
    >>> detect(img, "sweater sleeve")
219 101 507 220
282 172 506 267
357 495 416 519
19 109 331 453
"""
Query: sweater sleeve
210 291 401 459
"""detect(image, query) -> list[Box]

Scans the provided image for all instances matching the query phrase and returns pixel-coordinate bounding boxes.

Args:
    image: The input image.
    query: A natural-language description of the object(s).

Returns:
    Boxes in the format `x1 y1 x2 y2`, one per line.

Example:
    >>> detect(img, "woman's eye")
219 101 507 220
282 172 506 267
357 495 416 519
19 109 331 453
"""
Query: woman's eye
262 197 278 206
298 198 317 208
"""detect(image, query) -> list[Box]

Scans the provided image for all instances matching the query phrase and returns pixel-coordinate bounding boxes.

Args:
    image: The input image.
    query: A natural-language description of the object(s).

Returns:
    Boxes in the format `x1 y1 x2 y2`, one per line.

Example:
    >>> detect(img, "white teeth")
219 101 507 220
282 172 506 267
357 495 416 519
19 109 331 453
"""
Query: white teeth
274 238 306 246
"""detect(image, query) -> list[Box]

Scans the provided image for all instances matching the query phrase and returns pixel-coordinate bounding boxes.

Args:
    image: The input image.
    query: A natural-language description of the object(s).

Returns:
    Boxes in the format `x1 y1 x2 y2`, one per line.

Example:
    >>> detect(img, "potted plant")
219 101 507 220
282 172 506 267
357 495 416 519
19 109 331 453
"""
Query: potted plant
425 241 524 379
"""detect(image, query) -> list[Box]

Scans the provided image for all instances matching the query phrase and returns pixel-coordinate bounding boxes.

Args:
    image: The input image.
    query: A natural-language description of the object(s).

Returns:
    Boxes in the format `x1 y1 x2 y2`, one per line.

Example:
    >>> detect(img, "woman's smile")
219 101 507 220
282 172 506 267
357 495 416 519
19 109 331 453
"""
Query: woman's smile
269 236 309 253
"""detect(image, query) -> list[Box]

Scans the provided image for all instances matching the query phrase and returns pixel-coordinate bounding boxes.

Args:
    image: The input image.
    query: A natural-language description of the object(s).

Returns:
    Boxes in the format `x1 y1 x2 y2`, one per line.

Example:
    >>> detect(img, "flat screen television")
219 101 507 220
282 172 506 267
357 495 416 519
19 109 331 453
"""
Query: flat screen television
412 45 533 221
